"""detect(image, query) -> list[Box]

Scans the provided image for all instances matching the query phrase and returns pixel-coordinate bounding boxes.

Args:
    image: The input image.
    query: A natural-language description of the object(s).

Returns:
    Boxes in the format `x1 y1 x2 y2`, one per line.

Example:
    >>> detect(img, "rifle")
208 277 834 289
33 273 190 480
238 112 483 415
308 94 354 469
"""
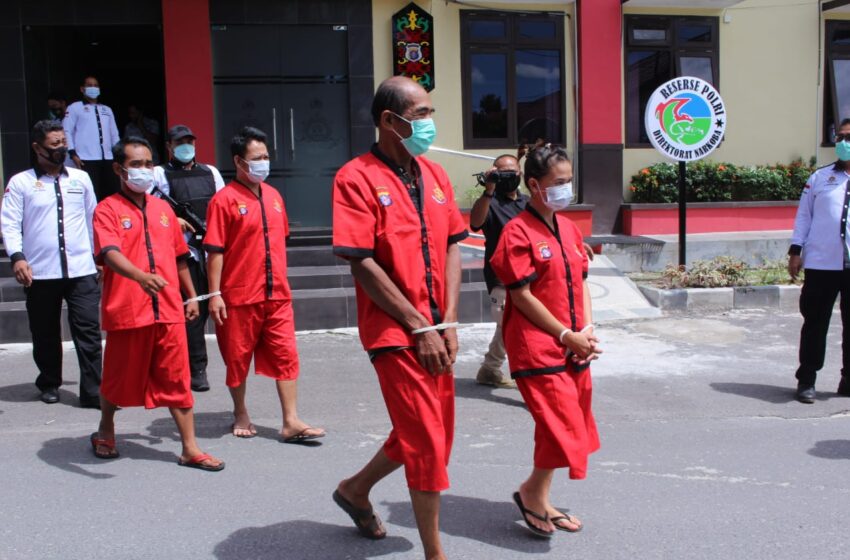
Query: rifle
151 186 207 241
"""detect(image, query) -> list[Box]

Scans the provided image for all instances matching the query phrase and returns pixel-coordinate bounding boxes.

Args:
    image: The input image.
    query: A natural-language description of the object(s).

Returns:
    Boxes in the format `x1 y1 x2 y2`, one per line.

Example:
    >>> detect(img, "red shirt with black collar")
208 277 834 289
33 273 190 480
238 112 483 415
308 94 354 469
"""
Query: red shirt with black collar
93 193 189 331
203 181 292 307
490 207 589 378
332 145 469 351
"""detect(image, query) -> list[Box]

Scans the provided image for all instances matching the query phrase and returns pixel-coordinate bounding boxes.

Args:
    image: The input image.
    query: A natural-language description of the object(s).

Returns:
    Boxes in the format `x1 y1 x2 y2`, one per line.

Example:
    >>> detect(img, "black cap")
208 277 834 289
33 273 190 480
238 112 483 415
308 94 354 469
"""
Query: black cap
167 124 195 142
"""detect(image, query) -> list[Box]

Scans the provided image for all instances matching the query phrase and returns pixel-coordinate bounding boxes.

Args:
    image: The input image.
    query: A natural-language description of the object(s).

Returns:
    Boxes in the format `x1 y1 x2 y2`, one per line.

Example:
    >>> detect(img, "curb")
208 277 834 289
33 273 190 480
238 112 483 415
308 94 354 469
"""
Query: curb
637 284 800 311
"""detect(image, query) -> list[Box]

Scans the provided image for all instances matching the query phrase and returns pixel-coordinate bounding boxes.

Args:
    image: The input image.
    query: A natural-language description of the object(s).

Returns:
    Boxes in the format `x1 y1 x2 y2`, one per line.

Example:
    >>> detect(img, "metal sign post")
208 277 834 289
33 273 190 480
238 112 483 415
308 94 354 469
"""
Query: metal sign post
644 76 727 268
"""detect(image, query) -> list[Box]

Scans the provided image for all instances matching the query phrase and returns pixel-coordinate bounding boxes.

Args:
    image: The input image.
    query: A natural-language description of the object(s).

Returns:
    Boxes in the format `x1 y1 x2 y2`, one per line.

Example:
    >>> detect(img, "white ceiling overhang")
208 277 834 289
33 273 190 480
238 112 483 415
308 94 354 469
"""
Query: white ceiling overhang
624 0 745 7
823 0 850 13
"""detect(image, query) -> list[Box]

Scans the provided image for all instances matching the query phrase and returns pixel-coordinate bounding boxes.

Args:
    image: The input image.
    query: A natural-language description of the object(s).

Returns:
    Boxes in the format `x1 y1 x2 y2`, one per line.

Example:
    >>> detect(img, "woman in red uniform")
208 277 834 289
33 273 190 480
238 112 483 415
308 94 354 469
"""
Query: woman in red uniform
490 145 601 538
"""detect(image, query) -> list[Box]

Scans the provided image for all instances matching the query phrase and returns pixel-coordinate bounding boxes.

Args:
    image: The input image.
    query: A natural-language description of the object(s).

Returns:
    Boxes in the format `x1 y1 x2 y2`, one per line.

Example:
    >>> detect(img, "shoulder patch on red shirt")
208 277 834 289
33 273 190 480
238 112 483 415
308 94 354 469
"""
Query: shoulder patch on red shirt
160 212 170 227
431 184 447 204
537 241 552 259
120 215 132 229
237 202 248 216
375 186 393 207
273 199 283 213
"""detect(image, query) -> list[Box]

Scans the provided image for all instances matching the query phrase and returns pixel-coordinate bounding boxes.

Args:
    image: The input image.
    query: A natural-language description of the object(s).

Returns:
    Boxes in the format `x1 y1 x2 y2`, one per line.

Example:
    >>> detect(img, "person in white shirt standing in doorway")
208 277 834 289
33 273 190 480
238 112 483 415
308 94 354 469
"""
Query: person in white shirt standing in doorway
1 120 102 407
63 75 120 201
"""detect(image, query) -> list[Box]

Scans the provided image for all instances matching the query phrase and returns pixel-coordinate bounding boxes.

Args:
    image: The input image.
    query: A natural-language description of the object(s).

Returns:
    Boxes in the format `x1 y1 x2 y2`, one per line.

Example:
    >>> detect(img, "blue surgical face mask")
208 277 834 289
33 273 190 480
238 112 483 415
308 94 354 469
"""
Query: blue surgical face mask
540 181 573 211
392 113 436 157
837 140 850 162
243 158 270 183
84 87 100 100
173 143 195 163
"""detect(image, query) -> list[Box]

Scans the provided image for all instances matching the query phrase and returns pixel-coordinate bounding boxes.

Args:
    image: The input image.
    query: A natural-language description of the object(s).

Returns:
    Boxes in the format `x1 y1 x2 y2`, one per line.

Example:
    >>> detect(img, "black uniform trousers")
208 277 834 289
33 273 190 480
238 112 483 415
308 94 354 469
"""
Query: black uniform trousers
25 274 102 400
185 254 209 380
81 159 120 201
795 268 850 386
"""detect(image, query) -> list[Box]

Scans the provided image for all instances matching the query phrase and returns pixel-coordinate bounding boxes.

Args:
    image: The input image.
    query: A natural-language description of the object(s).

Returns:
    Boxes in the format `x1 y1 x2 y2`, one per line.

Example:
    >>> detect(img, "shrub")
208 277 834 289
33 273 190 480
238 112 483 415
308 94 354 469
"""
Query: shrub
629 157 817 203
660 256 749 289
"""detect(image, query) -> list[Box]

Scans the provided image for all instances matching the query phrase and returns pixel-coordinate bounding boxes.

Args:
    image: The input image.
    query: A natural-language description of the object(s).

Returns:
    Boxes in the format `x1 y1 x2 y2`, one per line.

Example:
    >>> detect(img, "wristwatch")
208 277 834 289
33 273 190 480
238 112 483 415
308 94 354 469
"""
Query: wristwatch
481 191 494 199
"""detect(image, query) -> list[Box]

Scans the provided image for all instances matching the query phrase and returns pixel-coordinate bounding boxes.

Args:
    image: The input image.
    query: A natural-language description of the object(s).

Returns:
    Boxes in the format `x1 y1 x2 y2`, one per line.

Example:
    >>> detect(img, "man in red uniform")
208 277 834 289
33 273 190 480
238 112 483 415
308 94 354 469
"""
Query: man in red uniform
89 137 224 471
331 77 467 560
204 126 324 442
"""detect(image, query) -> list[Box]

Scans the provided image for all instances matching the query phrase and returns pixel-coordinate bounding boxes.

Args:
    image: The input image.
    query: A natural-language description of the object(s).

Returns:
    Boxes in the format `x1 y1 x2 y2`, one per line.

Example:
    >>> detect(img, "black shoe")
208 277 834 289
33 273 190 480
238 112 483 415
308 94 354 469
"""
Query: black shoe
40 388 60 404
191 375 210 392
796 384 816 404
79 397 101 409
838 378 850 397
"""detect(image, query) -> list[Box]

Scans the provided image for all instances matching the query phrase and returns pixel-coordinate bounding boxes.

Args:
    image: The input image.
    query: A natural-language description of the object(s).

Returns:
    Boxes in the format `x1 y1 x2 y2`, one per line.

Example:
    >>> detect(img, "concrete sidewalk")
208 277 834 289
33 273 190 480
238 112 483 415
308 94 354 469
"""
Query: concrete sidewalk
1 308 849 559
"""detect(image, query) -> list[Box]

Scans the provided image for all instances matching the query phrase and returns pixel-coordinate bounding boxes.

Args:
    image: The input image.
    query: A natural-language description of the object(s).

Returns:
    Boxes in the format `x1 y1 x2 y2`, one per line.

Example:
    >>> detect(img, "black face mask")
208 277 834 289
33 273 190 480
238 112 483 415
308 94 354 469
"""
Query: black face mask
39 145 68 165
49 109 64 120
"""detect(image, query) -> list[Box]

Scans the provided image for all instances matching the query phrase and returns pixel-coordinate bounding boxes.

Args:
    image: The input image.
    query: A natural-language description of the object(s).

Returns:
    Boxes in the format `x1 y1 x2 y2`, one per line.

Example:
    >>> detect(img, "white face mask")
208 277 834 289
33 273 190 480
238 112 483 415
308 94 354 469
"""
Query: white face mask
124 167 154 193
243 159 270 183
540 181 573 211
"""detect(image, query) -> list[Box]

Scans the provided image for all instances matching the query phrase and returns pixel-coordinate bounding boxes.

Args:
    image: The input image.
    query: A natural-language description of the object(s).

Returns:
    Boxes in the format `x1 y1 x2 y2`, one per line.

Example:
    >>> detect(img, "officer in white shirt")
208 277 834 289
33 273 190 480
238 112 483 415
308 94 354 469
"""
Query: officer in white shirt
790 118 850 403
63 75 120 201
1 120 102 407
152 125 224 392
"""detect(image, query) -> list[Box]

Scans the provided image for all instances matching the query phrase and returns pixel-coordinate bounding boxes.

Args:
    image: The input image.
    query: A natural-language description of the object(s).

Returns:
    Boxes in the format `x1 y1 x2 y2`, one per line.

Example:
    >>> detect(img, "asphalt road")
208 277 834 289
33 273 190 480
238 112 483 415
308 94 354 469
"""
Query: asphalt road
1 308 849 560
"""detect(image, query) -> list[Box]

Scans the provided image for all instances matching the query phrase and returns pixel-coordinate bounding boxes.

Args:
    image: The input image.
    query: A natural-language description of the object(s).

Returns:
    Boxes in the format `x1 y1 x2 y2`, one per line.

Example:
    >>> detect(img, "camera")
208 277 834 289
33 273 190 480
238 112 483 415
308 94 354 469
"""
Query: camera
474 170 521 194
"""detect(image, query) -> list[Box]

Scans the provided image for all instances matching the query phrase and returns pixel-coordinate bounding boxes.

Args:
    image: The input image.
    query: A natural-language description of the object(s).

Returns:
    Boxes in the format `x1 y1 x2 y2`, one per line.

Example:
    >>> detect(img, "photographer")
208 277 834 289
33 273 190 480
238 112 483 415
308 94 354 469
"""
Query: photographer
469 155 527 388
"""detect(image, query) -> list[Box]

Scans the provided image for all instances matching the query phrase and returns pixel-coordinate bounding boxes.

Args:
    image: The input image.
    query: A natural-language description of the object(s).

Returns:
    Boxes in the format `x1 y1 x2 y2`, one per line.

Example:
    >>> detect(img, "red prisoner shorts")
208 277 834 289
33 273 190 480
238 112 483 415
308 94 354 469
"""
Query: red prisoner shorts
516 366 600 479
101 323 194 409
215 300 300 388
374 348 455 492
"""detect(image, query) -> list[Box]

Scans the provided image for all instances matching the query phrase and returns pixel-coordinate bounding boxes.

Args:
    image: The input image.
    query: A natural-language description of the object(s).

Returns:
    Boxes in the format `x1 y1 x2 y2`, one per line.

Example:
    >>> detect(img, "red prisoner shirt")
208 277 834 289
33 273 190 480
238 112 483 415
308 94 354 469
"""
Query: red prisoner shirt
93 193 190 331
203 181 292 306
332 146 469 351
490 207 589 377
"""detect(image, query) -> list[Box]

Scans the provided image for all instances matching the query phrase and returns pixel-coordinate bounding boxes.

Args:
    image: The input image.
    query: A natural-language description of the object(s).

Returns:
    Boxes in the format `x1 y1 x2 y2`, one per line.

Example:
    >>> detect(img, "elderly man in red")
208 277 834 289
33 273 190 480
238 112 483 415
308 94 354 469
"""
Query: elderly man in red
89 137 223 471
204 126 324 442
331 77 467 560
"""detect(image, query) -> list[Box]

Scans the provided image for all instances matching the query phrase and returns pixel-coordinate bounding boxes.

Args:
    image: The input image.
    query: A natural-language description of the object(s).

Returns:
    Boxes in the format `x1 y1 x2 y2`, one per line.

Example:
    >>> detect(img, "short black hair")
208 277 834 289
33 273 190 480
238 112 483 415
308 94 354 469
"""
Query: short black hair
230 126 268 158
523 144 571 186
47 91 66 102
82 75 98 85
494 154 518 166
371 80 413 126
840 118 850 129
112 136 153 164
31 120 65 145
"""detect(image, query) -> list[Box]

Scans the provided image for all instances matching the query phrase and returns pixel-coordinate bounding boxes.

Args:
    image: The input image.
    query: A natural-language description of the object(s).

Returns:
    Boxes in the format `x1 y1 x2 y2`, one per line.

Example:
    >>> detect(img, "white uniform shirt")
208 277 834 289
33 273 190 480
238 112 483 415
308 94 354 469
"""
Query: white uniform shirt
790 163 850 271
62 101 120 161
152 163 225 196
1 166 98 279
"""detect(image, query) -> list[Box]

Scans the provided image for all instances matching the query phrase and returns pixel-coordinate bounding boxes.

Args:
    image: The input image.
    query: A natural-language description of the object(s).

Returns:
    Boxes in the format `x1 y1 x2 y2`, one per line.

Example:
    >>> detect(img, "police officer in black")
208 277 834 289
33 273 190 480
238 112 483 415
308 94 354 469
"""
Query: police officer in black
153 125 225 392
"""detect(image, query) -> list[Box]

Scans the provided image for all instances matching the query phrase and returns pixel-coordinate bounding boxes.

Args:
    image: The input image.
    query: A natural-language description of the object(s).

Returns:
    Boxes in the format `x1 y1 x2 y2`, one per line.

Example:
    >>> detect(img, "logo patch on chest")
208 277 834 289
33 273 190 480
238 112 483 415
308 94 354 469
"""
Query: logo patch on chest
120 215 132 229
33 181 45 191
160 212 170 227
431 185 447 204
273 200 283 213
537 241 552 259
237 202 248 216
375 186 393 207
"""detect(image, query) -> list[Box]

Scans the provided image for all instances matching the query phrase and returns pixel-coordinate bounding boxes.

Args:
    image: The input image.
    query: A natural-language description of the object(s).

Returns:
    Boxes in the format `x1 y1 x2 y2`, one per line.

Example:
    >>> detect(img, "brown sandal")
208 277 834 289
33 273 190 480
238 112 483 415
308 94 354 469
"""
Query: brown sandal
332 489 386 540
90 432 119 459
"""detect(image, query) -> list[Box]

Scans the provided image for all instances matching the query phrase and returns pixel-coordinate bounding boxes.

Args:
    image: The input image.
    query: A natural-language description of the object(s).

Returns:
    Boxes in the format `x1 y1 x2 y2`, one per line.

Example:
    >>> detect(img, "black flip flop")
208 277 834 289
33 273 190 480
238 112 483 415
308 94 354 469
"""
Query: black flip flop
332 489 387 540
283 428 326 444
512 491 554 538
551 512 583 533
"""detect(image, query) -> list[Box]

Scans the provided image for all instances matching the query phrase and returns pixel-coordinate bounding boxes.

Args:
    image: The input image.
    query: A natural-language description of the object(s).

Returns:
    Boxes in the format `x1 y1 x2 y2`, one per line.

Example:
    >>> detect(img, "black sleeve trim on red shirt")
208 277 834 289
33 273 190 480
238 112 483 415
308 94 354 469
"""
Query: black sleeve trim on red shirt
203 243 225 254
506 272 538 290
333 246 374 259
95 245 120 265
367 346 411 362
582 271 588 280
176 251 191 262
788 244 802 256
510 365 567 379
448 230 469 244
9 252 26 264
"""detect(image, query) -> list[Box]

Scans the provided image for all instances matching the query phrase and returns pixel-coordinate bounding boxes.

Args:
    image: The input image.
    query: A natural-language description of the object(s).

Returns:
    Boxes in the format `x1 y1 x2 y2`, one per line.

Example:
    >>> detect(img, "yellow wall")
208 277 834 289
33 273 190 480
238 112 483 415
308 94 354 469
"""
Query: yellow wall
622 0 822 199
371 0 575 207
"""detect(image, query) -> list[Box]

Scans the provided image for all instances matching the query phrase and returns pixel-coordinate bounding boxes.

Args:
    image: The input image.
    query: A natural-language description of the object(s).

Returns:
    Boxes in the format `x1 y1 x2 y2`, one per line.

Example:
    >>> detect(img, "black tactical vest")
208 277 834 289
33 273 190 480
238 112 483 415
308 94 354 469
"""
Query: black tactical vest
164 162 216 221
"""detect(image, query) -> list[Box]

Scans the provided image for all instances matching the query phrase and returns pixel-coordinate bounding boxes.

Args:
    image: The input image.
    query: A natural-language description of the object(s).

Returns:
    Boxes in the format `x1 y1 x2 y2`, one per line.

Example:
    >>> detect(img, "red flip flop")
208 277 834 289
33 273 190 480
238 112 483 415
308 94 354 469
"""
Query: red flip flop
178 453 225 472
90 432 119 459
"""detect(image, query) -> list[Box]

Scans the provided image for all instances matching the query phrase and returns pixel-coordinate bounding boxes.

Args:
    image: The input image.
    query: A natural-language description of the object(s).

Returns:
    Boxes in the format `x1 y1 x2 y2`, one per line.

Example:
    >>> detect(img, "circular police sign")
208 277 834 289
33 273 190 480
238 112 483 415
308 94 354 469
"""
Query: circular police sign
644 76 726 162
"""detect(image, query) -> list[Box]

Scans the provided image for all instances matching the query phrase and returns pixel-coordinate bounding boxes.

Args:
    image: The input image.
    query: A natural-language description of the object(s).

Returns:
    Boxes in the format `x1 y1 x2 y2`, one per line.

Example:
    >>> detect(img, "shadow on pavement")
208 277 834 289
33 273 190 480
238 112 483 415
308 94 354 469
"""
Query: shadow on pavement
146 411 292 442
37 432 175 479
213 520 414 559
708 382 829 404
809 440 850 459
382 494 552 553
454 378 526 410
0 382 79 407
